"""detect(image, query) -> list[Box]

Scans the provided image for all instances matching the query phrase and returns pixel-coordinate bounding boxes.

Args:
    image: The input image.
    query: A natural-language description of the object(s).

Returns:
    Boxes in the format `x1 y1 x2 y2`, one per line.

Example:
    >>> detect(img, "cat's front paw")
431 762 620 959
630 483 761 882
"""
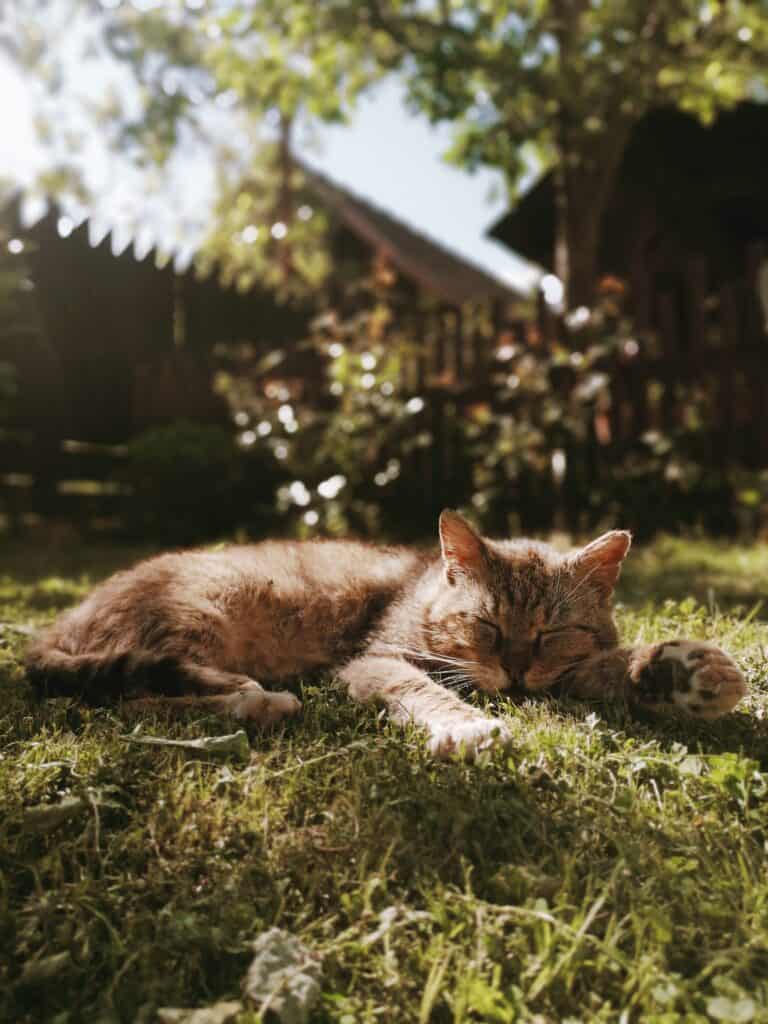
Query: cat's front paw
629 641 747 720
428 716 512 760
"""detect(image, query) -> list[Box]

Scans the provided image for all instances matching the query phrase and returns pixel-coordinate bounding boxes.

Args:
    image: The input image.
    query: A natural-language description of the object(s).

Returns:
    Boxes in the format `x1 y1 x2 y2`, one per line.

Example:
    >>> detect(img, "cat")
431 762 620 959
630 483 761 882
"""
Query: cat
25 511 748 758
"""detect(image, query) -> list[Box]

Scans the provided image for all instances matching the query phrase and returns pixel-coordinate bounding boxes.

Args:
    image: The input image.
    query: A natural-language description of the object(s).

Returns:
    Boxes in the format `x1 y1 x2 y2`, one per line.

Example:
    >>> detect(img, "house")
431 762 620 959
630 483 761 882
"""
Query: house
489 102 768 338
488 103 768 473
7 166 524 435
1 170 525 529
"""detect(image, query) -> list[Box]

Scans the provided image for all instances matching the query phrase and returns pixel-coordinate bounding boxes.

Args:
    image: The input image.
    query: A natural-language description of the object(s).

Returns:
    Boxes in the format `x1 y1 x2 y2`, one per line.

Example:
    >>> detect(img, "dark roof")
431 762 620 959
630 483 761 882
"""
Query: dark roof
489 102 768 273
301 164 522 303
10 165 523 304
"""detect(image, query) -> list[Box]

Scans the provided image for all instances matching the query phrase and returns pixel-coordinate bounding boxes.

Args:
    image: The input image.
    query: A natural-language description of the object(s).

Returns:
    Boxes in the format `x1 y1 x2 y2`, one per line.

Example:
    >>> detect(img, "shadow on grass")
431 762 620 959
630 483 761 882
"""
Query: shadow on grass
546 692 768 765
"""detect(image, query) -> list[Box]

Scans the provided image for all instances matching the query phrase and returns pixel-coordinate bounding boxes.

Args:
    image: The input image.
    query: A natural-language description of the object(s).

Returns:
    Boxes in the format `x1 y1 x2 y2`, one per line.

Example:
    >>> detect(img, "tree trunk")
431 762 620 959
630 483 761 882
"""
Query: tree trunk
553 185 602 309
552 126 633 310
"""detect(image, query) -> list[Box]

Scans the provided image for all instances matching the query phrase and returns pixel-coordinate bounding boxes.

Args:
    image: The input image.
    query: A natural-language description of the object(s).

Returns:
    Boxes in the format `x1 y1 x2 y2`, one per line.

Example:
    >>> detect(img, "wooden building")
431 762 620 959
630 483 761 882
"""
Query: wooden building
1 172 522 530
490 102 768 471
490 102 768 336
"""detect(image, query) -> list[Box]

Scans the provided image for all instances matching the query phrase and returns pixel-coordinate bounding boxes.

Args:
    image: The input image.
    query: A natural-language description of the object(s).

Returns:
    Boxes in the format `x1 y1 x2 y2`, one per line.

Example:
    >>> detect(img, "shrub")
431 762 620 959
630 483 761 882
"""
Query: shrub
121 421 284 544
214 274 751 542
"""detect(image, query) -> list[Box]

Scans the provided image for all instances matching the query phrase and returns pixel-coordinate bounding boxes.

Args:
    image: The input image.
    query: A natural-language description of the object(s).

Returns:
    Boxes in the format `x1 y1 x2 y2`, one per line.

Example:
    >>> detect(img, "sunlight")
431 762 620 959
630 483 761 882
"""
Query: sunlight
0 58 39 187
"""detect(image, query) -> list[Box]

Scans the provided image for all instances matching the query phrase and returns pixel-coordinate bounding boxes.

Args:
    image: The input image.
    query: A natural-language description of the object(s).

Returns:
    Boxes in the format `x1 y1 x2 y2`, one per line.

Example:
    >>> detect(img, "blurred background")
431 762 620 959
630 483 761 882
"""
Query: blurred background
2 0 768 546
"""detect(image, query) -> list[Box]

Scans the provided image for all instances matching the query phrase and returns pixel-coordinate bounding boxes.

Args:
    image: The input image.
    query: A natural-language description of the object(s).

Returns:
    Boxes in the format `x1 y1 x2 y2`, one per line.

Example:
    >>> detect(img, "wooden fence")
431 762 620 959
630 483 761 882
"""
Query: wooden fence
392 255 768 532
0 431 130 535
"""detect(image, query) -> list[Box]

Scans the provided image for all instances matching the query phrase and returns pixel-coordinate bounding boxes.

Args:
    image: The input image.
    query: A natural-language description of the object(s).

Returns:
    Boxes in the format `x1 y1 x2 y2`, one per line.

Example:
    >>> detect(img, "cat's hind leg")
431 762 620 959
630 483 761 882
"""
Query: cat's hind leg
123 671 301 729
102 655 303 729
27 641 302 726
123 686 301 726
144 663 303 729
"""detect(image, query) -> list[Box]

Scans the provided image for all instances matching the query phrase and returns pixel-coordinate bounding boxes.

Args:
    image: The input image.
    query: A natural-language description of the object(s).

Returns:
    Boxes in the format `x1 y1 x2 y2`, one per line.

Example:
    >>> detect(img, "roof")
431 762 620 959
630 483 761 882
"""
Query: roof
301 164 524 304
11 166 524 304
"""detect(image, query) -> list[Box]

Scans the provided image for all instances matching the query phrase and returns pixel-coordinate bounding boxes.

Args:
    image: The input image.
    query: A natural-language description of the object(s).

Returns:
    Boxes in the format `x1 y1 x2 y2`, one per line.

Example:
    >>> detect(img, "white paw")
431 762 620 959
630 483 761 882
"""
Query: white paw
427 717 512 760
229 683 302 726
633 641 747 720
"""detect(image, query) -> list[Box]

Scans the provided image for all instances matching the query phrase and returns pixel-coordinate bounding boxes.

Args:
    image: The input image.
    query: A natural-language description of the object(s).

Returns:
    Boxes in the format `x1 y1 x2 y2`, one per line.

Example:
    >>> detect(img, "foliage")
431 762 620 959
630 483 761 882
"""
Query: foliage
121 420 284 544
465 308 748 539
215 274 750 541
0 535 767 1021
12 2 768 304
215 270 475 540
201 141 333 301
239 0 768 303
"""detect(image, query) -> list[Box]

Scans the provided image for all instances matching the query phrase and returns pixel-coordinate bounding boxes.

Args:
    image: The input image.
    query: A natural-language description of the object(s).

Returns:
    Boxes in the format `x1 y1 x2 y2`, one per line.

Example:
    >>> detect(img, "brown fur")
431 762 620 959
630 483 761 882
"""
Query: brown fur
25 512 747 758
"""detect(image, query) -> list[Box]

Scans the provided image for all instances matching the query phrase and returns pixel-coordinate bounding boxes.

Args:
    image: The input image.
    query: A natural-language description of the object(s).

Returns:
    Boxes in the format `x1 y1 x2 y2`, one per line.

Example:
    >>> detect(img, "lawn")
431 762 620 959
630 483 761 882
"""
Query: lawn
1 534 768 1023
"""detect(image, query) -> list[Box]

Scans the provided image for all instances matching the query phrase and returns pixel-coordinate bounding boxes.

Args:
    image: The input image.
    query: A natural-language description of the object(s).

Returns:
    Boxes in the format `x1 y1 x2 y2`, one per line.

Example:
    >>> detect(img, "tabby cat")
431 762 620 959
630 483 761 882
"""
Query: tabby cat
26 512 747 757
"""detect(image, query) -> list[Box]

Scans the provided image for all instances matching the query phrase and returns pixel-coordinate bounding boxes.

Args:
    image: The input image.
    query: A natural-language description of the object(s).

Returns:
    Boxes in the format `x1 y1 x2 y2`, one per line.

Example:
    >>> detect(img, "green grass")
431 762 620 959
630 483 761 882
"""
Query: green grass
1 535 768 1023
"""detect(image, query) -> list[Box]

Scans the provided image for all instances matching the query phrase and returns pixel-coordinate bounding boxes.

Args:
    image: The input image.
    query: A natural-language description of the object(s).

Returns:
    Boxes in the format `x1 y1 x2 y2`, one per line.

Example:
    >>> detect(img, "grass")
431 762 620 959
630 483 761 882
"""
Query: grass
1 534 768 1023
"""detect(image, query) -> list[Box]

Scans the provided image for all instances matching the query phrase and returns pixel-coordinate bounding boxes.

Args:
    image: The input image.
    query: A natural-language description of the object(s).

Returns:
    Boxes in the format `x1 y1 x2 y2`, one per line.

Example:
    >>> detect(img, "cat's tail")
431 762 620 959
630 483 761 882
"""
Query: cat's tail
25 643 192 704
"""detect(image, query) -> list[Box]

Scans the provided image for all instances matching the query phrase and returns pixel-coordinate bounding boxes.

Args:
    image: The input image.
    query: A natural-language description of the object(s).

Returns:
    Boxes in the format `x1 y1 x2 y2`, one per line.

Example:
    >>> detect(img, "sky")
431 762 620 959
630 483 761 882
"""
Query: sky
300 79 539 293
0 9 539 293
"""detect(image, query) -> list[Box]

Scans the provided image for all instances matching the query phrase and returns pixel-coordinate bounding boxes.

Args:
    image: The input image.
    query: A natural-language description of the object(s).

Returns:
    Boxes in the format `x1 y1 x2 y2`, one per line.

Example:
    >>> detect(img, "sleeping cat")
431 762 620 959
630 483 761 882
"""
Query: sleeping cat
26 512 747 758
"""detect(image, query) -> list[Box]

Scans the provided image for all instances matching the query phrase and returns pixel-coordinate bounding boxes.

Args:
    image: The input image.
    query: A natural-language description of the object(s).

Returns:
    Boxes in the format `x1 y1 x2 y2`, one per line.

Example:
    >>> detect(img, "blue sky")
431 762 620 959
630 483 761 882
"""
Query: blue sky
301 78 539 293
0 16 538 292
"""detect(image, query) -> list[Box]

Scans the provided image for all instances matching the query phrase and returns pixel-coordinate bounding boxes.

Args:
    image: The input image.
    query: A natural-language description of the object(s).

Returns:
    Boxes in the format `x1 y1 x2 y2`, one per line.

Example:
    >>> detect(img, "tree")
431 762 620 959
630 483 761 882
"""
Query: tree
238 0 768 307
11 1 768 307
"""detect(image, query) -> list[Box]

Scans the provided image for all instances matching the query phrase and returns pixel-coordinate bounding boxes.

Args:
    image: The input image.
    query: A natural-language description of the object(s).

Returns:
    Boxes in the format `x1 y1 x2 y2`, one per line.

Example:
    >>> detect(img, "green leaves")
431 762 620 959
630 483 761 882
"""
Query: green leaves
22 795 88 833
14 0 768 307
707 996 758 1023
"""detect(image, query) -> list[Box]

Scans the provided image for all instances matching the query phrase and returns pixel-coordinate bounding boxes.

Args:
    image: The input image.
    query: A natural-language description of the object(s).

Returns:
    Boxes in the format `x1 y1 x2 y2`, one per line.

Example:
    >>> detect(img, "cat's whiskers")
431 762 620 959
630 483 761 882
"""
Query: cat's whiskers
373 642 484 694
433 667 471 682
550 567 568 615
433 673 474 694
374 642 479 670
551 564 600 617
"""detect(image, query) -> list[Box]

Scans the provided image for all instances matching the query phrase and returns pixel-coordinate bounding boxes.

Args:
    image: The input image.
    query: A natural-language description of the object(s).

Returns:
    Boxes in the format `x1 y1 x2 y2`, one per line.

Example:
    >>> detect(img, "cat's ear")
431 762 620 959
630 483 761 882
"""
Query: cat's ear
573 530 632 593
439 510 487 585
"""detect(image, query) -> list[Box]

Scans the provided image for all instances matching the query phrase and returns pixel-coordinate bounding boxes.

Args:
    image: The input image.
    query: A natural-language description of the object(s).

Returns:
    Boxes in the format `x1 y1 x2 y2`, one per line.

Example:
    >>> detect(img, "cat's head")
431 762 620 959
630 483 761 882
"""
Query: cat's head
421 510 630 694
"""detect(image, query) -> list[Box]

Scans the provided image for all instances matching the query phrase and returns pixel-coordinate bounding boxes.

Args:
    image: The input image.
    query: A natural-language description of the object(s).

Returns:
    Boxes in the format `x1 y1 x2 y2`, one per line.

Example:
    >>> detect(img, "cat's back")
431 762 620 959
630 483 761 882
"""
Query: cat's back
65 538 425 611
42 538 428 663
217 538 426 594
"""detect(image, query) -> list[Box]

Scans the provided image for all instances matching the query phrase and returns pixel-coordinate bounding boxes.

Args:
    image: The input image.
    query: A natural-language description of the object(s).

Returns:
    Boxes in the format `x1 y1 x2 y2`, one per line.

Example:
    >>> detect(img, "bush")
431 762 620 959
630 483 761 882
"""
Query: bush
213 273 754 542
121 421 284 544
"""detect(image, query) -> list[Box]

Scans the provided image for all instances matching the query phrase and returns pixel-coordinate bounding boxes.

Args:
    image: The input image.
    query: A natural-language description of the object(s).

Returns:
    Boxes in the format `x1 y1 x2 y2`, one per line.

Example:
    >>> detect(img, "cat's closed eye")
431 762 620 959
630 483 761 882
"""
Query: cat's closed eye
538 627 597 659
475 618 502 652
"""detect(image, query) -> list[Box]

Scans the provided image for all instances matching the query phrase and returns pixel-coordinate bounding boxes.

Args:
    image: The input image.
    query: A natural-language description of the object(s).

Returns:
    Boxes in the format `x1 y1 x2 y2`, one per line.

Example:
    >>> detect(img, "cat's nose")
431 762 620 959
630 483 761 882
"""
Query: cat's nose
504 646 533 681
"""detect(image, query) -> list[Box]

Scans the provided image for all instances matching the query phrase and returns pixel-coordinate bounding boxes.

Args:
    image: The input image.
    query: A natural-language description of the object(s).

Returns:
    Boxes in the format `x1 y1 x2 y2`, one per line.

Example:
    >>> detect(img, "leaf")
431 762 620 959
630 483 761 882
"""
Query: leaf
677 755 706 776
706 996 756 1023
707 754 760 790
156 1002 243 1024
652 980 679 1005
242 928 323 1024
0 620 35 636
17 952 70 987
663 856 699 874
23 796 88 833
121 730 251 763
361 904 431 947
